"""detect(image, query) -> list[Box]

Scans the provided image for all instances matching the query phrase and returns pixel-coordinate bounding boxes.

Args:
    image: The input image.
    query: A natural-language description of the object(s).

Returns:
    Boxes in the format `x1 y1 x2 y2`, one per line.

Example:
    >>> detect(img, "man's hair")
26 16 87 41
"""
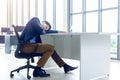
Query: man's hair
43 21 51 31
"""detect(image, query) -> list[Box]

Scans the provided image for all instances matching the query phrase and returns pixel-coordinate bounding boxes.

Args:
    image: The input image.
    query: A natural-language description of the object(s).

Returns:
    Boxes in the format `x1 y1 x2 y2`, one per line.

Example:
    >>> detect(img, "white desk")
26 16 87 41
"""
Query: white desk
5 33 110 80
41 33 110 80
5 35 17 53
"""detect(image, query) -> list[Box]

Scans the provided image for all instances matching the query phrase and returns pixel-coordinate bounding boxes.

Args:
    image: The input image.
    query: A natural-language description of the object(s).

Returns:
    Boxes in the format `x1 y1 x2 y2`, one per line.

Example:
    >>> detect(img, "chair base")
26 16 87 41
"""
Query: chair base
10 60 36 79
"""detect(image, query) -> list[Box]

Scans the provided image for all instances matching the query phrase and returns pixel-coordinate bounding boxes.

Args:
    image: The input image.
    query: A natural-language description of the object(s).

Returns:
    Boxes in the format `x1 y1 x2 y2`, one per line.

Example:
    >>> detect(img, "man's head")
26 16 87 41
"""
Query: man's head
41 21 51 31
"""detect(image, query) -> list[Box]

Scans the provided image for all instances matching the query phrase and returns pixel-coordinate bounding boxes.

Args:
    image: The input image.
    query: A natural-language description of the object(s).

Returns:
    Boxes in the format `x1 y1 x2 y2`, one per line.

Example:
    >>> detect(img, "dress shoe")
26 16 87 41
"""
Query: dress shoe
33 67 50 77
63 64 78 73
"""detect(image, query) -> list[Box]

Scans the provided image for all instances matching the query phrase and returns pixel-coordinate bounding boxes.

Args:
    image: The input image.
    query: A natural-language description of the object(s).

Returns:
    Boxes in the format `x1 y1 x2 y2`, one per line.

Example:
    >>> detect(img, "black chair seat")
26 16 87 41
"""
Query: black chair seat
15 52 42 59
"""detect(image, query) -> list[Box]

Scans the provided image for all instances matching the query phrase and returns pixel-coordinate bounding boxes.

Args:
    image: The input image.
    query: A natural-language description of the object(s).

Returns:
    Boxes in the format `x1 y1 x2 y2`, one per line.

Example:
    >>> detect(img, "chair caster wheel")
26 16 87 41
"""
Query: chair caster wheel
27 75 31 79
10 73 14 78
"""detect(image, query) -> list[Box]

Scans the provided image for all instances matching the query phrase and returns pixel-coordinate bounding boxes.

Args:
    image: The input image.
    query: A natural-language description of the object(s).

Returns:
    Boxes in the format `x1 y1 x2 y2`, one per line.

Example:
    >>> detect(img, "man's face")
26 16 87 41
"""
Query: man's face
41 22 49 31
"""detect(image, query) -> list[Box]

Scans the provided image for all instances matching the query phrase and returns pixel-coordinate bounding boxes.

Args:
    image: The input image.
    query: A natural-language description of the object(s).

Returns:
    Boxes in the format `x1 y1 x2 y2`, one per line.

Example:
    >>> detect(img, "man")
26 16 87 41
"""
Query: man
19 17 78 77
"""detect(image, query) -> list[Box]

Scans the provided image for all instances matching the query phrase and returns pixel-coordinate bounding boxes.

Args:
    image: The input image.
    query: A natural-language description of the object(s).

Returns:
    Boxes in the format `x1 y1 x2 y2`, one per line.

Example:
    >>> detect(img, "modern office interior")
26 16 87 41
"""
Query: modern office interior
0 0 120 80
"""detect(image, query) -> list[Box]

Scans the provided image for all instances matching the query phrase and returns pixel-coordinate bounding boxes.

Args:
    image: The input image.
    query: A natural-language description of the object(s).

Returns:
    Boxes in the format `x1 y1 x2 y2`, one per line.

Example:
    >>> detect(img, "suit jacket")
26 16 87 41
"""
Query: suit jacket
20 17 58 43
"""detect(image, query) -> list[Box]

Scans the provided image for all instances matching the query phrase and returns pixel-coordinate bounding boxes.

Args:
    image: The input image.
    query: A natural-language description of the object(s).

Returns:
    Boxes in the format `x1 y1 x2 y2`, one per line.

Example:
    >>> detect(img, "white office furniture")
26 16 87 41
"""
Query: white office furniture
5 33 110 80
41 33 110 80
5 35 17 53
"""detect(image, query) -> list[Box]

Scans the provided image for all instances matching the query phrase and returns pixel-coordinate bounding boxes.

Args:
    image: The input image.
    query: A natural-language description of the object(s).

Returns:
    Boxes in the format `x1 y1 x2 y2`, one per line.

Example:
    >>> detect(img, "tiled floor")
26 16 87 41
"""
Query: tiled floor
0 48 120 80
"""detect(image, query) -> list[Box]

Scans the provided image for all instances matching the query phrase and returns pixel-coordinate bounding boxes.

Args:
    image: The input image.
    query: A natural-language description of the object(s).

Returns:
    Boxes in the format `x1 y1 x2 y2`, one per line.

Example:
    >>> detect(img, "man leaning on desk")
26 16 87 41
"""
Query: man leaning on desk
19 17 78 77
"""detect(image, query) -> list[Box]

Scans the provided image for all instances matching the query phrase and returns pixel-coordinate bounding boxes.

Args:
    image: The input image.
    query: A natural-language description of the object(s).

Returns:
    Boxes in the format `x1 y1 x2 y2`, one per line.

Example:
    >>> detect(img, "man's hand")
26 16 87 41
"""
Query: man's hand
58 31 67 33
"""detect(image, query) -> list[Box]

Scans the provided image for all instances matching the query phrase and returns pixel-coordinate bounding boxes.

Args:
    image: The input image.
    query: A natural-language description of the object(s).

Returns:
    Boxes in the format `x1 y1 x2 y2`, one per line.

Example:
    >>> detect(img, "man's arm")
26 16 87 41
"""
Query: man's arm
46 30 66 33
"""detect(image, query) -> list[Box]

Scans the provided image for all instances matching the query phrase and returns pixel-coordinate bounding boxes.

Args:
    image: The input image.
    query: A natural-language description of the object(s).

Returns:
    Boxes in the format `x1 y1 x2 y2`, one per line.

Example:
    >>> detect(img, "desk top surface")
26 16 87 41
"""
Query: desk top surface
1 32 120 36
43 32 120 36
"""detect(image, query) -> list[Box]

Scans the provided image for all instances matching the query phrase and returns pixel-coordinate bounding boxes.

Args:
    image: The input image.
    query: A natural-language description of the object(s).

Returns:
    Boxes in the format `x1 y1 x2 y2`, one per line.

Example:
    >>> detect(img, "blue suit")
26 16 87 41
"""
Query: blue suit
20 17 58 43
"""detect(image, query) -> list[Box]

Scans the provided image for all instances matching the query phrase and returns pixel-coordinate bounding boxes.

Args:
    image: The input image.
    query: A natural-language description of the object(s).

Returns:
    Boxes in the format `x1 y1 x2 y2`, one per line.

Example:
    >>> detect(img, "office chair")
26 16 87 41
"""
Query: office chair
10 26 24 52
10 25 42 79
15 25 24 32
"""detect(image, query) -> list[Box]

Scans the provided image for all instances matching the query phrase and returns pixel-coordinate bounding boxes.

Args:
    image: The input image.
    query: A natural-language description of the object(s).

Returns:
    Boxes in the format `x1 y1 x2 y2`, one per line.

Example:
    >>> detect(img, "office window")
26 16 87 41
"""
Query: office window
102 10 117 32
102 10 118 57
0 0 7 27
17 0 22 25
12 0 17 25
86 12 98 32
70 0 119 59
71 14 82 32
86 0 98 11
38 0 43 21
12 0 24 25
56 0 64 30
23 0 29 25
30 0 35 18
12 0 37 25
72 0 82 13
102 0 117 9
46 0 53 28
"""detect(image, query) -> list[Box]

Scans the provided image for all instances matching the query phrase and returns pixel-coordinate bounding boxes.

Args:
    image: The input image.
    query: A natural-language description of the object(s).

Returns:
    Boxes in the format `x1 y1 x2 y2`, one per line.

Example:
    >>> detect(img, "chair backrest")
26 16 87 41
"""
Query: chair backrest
11 25 24 58
15 26 24 32
11 25 21 43
11 25 42 58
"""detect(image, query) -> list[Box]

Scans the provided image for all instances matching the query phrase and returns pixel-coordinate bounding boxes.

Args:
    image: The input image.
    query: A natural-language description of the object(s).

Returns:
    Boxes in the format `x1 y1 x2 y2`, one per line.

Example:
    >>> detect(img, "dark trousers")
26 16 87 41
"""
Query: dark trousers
20 43 65 67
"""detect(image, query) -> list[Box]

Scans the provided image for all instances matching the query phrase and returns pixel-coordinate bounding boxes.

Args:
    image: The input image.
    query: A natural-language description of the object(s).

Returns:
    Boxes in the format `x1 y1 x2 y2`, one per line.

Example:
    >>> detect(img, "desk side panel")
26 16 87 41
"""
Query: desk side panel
80 34 110 80
53 35 80 60
41 35 54 45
